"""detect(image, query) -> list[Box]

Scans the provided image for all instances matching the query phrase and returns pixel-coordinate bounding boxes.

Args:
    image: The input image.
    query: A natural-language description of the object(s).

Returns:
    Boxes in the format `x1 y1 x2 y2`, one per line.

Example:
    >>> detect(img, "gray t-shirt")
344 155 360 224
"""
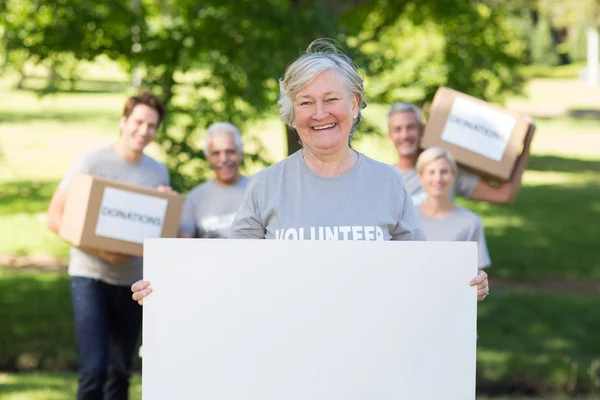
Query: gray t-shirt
59 145 170 286
180 177 249 238
230 151 425 241
398 167 481 206
417 206 491 268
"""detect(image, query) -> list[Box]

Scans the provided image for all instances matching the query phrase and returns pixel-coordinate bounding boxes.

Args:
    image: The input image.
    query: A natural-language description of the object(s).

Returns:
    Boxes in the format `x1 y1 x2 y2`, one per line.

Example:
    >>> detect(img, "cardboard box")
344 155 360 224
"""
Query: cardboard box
59 174 184 257
421 86 531 181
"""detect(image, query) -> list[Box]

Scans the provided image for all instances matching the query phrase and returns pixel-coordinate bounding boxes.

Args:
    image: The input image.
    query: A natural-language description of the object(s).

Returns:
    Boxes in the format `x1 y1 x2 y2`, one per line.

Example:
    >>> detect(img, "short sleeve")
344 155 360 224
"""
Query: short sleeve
391 184 427 241
471 218 491 268
455 166 481 199
58 154 94 191
179 195 198 237
160 164 171 186
229 177 266 239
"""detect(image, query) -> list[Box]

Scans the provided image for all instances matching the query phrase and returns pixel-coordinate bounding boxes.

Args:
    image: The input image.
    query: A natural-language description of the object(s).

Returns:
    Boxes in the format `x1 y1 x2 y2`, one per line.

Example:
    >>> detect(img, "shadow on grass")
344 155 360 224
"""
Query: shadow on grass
0 110 117 124
528 155 600 173
0 268 143 372
17 78 129 95
458 179 600 282
0 268 76 371
0 372 76 397
0 180 58 216
568 108 600 121
477 290 600 396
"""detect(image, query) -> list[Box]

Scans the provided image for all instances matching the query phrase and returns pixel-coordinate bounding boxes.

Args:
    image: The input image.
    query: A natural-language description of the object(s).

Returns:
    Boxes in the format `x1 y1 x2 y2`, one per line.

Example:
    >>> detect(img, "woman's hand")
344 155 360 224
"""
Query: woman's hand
131 280 153 305
470 270 489 302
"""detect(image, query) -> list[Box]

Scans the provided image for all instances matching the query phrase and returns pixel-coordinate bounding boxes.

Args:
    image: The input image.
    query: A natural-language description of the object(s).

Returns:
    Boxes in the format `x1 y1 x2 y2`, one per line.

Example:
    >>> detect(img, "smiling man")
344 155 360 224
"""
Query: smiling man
388 102 535 206
179 122 249 238
47 90 169 400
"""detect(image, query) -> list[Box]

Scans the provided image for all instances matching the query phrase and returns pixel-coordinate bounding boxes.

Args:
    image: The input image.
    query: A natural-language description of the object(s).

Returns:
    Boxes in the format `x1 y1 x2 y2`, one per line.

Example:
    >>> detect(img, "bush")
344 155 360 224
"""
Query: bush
569 22 590 63
531 18 560 66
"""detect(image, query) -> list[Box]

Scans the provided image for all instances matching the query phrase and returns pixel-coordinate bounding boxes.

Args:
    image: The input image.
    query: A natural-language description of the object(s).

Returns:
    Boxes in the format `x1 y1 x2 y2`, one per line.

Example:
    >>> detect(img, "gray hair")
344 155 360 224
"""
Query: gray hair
204 122 244 155
277 39 367 138
416 147 458 176
388 102 423 125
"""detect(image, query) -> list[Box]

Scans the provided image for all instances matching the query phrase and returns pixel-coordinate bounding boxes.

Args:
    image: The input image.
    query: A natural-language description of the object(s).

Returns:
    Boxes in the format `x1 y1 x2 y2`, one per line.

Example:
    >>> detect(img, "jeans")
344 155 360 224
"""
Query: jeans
71 277 142 400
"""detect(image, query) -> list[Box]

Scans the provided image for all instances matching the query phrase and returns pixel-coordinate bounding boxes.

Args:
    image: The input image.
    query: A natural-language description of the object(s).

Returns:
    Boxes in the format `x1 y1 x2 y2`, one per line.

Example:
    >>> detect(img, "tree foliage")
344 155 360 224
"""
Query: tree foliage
1 0 529 191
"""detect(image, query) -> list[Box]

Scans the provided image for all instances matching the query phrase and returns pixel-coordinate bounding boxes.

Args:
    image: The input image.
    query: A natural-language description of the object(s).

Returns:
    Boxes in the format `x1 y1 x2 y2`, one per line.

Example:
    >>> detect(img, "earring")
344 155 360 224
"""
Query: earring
353 115 357 119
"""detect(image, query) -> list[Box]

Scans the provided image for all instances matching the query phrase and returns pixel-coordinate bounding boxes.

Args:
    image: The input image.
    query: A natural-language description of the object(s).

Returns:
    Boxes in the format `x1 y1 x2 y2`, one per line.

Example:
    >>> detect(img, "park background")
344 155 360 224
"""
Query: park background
0 0 599 399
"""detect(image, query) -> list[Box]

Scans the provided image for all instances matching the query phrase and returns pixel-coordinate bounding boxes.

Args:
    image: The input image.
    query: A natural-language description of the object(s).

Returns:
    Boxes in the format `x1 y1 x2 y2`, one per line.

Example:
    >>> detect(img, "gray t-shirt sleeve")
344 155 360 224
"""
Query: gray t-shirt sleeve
455 166 481 199
160 164 171 186
179 195 198 237
391 183 427 241
471 218 491 268
58 153 94 191
230 177 265 239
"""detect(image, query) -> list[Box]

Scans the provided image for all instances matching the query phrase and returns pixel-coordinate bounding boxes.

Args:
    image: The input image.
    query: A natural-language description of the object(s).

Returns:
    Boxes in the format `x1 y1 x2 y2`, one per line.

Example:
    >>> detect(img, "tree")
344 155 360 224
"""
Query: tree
0 0 528 191
531 17 560 65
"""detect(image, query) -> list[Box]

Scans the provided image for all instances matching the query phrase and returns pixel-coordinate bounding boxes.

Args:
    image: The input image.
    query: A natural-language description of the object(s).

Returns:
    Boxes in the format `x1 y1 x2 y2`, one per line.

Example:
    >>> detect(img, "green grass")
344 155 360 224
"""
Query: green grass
1 372 596 400
1 68 600 396
519 62 586 79
1 267 599 396
478 290 600 395
0 372 141 400
0 269 75 371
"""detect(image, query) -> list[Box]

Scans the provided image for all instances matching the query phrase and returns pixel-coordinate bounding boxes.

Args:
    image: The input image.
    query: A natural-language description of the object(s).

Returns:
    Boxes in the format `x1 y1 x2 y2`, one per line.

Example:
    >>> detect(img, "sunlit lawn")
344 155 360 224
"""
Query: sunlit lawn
1 71 600 397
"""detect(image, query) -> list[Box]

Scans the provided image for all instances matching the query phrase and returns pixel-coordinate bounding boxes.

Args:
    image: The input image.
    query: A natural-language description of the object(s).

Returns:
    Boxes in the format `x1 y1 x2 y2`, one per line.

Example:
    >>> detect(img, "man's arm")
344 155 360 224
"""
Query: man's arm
47 188 68 234
470 121 536 205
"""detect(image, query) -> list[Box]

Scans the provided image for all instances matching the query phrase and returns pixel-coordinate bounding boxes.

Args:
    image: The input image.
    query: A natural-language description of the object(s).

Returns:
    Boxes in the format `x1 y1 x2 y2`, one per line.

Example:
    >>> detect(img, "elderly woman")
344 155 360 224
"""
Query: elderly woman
416 147 491 270
132 40 489 302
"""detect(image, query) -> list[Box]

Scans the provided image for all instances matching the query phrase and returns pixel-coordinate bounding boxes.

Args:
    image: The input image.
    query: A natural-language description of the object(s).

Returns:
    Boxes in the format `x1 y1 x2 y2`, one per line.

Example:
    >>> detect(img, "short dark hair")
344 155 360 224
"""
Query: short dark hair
122 90 166 125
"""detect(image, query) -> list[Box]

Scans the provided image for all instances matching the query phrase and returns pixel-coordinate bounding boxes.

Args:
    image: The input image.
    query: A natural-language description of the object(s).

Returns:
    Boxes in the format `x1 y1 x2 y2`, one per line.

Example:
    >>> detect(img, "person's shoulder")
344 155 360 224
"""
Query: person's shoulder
187 180 213 196
238 175 251 188
85 145 113 160
454 206 484 227
74 146 113 168
457 165 481 180
142 153 168 170
250 151 300 182
359 153 405 182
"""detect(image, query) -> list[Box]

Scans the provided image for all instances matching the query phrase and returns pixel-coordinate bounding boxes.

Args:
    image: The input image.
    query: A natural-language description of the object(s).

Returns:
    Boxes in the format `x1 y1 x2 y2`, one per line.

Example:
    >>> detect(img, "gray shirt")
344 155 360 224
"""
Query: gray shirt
230 151 425 241
180 177 249 238
417 206 491 268
398 167 480 206
59 145 170 286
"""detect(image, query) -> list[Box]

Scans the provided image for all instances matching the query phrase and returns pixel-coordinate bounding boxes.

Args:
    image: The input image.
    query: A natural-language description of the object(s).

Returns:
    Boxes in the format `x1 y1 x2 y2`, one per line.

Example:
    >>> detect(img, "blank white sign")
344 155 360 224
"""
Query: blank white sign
142 239 477 400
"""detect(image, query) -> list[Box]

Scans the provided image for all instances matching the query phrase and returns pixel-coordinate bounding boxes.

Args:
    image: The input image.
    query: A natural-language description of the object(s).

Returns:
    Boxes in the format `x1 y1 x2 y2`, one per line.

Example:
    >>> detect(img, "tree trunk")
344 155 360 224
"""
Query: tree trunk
285 124 302 155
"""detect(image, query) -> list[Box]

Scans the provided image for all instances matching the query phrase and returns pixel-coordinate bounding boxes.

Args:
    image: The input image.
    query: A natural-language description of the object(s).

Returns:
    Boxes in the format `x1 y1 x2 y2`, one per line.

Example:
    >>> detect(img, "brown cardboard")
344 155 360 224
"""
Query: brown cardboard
59 174 184 256
421 87 531 181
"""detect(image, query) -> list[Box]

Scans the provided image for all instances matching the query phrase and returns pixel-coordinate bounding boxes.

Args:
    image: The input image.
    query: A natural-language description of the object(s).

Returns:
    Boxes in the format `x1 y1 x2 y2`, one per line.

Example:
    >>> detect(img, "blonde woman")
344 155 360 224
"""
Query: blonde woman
416 147 491 270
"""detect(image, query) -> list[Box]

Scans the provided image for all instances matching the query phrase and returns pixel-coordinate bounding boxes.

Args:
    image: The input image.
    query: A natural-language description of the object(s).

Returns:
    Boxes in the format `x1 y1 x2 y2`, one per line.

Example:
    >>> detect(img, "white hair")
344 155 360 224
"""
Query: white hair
388 102 423 125
277 39 367 138
416 147 458 176
204 122 243 155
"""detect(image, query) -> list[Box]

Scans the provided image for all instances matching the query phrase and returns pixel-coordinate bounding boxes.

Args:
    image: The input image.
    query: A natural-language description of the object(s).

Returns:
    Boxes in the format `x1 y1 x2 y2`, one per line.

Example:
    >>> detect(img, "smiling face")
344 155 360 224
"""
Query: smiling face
418 157 456 199
388 111 423 159
119 104 159 153
293 69 359 157
207 133 243 186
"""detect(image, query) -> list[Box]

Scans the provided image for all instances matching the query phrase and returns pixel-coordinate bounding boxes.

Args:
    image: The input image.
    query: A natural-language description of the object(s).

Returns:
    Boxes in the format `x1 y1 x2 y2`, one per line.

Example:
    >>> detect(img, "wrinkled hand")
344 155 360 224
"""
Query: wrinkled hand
470 270 489 302
98 251 133 264
131 280 153 305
